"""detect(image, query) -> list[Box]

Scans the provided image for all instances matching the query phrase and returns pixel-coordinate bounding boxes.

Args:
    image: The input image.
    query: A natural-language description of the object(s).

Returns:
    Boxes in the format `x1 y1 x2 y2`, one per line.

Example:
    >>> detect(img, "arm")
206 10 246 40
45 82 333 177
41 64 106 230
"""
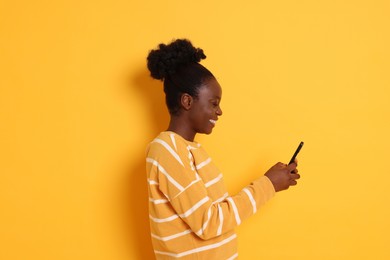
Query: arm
147 137 299 240
168 174 275 240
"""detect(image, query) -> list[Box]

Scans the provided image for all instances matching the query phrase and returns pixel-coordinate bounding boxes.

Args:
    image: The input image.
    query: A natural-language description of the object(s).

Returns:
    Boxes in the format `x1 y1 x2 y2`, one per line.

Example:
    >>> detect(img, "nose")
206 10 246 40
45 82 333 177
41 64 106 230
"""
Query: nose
216 106 223 116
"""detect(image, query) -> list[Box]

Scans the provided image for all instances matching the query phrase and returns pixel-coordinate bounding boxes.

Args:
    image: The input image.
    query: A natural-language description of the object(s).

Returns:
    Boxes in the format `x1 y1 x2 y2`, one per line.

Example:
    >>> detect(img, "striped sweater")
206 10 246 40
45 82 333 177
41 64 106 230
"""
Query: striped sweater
146 131 275 259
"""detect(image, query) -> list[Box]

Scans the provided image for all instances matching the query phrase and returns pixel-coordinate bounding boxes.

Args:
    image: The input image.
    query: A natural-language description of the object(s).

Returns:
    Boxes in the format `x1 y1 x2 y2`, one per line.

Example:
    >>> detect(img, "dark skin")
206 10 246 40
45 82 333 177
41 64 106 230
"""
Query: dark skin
167 77 300 192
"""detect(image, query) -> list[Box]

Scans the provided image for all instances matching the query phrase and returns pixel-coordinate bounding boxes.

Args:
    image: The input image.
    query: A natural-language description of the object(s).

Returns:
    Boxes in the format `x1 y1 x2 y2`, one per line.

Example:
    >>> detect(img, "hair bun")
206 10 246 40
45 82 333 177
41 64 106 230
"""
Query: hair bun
147 39 206 80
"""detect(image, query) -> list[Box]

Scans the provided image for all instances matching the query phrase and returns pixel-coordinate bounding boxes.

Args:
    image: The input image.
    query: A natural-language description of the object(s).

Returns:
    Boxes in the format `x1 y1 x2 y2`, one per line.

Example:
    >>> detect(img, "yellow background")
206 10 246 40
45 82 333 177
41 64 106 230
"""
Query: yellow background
1 0 389 259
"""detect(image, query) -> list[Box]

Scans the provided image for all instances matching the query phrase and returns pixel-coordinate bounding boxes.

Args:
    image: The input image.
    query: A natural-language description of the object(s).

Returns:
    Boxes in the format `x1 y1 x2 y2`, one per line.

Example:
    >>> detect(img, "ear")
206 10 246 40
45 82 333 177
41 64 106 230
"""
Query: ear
180 93 193 111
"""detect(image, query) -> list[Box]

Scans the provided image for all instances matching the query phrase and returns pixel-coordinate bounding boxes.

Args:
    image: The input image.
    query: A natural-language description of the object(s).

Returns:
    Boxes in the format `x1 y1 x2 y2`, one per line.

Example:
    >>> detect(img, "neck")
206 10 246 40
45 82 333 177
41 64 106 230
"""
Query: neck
167 116 196 142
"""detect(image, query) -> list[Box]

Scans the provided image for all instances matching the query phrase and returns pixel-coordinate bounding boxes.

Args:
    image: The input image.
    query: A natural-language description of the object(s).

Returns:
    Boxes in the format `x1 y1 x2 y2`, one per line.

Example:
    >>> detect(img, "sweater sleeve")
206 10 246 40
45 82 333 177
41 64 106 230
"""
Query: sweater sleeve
169 175 275 240
146 136 275 240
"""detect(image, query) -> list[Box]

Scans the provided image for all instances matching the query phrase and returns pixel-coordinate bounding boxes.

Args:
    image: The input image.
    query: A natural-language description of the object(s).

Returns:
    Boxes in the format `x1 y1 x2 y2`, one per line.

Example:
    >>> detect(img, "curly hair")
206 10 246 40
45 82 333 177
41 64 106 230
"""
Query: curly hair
147 39 215 115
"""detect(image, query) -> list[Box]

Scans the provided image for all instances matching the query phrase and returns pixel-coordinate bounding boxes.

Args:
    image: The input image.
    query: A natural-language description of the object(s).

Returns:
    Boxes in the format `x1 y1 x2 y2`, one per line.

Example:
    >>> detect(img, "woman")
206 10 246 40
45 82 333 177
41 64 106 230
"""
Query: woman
145 39 300 259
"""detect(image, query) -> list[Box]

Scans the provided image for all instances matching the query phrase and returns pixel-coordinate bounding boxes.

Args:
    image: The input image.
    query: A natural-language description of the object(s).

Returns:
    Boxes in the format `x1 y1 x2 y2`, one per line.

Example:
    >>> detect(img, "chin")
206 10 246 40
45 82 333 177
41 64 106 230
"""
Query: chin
197 125 214 135
204 128 214 135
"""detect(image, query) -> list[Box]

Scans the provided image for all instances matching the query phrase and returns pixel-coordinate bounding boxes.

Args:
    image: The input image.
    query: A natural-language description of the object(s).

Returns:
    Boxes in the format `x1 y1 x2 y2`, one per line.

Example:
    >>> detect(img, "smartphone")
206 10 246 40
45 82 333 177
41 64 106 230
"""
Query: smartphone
288 141 304 165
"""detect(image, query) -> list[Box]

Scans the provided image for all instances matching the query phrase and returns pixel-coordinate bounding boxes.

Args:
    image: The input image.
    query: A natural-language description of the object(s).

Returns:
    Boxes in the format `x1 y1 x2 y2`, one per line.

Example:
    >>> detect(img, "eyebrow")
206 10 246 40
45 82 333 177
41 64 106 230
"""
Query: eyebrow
209 97 221 102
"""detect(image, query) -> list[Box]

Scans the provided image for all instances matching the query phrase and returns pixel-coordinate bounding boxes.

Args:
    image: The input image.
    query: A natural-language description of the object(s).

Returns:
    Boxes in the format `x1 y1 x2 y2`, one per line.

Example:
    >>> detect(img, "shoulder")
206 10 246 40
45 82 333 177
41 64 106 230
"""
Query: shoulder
146 131 200 158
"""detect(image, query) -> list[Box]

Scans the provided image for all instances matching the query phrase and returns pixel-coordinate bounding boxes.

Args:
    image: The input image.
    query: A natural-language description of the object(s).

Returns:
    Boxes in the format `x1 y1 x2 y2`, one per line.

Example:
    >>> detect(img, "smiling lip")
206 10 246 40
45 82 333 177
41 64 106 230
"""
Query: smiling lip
209 119 217 125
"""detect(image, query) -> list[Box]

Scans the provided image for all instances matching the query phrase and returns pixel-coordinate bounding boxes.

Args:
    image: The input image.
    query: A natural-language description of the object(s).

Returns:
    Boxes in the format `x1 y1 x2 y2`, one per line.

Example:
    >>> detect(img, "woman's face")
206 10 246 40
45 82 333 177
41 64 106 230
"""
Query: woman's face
188 78 223 135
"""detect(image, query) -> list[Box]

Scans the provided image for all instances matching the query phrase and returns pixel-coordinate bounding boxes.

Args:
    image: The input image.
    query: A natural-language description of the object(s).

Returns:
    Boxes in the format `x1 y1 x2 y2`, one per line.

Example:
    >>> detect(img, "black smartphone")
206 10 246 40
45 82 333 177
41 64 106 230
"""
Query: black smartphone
288 141 304 165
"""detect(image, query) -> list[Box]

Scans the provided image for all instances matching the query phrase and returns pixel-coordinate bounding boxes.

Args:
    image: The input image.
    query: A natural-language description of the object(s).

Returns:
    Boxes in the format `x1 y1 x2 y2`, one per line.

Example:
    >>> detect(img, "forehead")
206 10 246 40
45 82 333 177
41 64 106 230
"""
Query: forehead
198 78 222 98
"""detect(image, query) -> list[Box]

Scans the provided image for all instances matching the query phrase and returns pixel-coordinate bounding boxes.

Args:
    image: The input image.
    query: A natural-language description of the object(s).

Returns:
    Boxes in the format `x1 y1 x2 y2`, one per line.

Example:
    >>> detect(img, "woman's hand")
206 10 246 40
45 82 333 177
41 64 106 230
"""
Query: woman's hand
264 161 300 192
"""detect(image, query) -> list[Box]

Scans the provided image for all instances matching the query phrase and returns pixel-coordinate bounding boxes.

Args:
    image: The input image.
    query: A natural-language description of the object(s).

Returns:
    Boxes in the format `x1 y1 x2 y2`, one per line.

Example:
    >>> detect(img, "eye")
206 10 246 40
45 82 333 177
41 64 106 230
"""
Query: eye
212 101 220 108
210 99 220 108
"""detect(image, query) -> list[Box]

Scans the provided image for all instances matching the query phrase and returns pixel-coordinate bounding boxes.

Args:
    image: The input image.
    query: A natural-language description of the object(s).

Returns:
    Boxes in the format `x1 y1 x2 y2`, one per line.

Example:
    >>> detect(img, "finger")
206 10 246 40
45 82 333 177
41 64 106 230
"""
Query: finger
292 168 298 174
286 162 297 172
291 173 300 180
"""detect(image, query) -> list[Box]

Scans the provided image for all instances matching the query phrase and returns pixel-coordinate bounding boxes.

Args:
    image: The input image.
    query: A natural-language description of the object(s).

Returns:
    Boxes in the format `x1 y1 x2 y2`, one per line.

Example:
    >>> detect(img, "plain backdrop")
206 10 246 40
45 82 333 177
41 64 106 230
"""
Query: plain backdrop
1 0 389 259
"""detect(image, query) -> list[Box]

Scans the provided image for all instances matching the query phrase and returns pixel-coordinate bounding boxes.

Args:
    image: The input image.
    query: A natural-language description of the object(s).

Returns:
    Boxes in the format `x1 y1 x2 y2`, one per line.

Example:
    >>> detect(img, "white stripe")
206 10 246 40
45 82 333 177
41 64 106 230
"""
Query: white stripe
170 133 177 150
147 178 158 185
196 157 211 170
197 194 228 236
146 158 184 191
179 196 210 218
154 233 237 258
149 214 179 223
188 150 195 171
183 178 201 191
149 198 168 204
227 197 241 225
196 206 212 236
187 144 200 150
217 204 223 236
175 178 201 198
227 252 239 260
151 229 192 241
214 192 228 204
149 197 209 223
153 138 184 166
243 188 257 214
205 173 222 188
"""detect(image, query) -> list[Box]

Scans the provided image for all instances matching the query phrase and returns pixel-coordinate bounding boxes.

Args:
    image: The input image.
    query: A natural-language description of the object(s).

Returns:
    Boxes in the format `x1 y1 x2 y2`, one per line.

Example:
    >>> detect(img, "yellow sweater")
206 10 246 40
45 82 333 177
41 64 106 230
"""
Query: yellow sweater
146 131 275 259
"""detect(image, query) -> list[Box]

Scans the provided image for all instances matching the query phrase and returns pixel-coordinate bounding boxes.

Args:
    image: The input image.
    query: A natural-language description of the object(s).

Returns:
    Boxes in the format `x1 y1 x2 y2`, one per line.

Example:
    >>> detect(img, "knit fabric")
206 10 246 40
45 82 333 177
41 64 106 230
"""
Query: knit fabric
146 131 275 259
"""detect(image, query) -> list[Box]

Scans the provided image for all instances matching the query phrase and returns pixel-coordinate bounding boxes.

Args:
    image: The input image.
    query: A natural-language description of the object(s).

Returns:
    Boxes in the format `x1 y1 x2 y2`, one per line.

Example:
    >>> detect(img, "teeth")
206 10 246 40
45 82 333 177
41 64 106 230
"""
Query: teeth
209 119 216 125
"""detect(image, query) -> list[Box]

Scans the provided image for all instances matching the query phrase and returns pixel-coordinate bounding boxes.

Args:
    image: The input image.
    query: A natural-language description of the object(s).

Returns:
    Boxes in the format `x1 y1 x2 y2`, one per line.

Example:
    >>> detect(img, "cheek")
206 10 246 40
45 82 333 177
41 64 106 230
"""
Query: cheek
202 106 214 118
